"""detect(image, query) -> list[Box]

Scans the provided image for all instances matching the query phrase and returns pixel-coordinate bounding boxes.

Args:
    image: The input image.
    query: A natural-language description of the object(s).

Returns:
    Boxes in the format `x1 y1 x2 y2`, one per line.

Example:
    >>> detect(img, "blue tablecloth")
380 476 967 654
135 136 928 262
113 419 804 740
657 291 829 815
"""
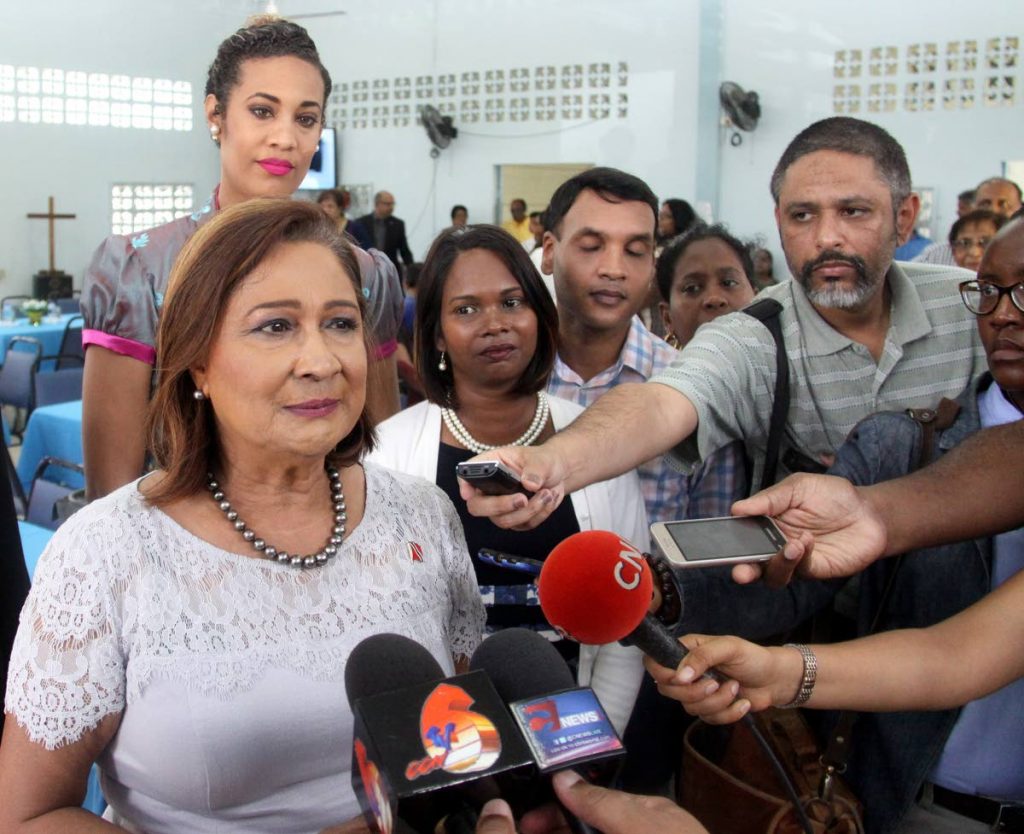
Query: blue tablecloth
17 399 84 493
0 314 77 364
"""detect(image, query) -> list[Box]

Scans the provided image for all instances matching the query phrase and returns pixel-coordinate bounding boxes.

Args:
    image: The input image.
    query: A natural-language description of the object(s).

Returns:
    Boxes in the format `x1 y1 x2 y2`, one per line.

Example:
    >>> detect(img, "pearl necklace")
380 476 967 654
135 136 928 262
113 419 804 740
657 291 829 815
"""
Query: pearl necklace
440 392 550 454
207 467 346 569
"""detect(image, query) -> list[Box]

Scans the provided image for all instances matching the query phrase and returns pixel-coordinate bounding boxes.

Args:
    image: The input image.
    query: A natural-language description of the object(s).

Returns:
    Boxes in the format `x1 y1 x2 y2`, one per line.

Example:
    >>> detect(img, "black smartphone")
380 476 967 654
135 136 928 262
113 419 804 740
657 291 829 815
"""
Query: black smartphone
650 516 787 569
455 460 534 497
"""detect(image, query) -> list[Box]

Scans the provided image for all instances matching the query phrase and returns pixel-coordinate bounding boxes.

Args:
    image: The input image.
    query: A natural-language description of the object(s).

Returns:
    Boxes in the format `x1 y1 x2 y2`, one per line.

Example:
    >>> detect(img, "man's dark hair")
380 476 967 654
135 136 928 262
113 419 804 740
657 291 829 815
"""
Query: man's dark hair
655 223 756 302
511 198 527 210
545 167 658 238
976 177 1024 203
958 189 977 203
769 117 911 213
528 211 543 221
948 209 1006 245
450 204 468 220
415 225 559 409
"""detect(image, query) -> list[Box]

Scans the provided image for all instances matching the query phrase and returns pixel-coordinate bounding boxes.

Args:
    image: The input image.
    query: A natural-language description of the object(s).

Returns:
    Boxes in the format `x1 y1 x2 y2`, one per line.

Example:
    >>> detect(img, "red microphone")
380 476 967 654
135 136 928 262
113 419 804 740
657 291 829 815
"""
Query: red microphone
538 530 686 668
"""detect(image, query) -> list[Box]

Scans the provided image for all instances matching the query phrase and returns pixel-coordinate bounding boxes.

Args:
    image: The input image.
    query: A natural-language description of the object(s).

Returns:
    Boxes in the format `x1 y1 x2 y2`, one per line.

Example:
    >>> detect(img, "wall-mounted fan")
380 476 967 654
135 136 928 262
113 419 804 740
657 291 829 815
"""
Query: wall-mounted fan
719 82 761 147
420 105 458 158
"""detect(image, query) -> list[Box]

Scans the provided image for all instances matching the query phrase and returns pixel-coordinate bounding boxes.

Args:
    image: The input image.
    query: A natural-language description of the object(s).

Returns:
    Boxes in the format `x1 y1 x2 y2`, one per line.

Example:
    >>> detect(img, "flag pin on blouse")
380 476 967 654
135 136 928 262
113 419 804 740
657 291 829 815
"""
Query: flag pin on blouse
407 542 424 563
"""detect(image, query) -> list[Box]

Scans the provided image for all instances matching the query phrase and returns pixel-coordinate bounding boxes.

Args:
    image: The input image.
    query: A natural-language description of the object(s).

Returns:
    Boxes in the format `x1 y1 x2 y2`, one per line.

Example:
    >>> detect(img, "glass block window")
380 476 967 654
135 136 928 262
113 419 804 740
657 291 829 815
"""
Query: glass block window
111 184 194 235
0 64 192 130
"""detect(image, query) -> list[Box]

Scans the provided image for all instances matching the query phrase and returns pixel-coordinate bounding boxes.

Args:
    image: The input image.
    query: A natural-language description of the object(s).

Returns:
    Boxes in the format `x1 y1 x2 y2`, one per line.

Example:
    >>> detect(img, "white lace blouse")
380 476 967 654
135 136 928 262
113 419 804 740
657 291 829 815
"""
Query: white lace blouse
5 462 485 834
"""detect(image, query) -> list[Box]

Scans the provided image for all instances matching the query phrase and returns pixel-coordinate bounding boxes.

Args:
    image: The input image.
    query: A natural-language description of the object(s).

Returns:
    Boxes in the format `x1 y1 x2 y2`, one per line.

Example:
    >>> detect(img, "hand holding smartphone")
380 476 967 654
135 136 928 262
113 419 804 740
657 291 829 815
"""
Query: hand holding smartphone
455 460 535 498
650 516 787 569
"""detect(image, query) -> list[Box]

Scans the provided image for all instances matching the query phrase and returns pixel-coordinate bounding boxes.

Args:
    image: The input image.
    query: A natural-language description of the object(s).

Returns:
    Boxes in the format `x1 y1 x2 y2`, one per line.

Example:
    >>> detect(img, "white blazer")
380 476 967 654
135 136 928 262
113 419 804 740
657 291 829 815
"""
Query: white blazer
367 396 650 734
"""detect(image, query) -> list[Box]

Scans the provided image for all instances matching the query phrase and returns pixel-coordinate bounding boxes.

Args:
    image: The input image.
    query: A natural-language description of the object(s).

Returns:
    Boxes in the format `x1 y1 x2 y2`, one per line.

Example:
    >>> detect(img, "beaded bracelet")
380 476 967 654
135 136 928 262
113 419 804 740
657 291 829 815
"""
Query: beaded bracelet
644 551 682 629
780 643 817 709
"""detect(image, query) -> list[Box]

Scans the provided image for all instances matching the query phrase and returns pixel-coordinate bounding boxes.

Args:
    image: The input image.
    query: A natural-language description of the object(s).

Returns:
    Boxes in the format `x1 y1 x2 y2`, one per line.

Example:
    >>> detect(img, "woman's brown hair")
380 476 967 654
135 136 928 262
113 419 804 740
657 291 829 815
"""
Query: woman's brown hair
145 198 375 506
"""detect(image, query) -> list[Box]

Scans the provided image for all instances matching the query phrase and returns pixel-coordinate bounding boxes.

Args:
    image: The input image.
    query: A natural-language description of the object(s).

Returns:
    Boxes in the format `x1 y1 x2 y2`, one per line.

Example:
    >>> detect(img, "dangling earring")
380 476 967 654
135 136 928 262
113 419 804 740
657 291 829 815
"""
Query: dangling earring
438 351 447 372
193 389 206 401
209 124 220 143
665 332 681 349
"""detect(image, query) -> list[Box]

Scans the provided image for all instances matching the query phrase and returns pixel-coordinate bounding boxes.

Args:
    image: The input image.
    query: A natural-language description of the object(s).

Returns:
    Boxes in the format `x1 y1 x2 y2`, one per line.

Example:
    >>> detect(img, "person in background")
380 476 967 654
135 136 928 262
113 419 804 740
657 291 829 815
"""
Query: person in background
751 246 777 289
1 199 484 833
368 224 649 734
316 188 371 249
958 189 977 218
450 204 469 228
355 190 415 268
502 198 531 243
893 224 932 261
974 177 1023 217
524 210 545 254
915 177 1023 266
656 224 758 349
949 209 1006 272
656 198 698 250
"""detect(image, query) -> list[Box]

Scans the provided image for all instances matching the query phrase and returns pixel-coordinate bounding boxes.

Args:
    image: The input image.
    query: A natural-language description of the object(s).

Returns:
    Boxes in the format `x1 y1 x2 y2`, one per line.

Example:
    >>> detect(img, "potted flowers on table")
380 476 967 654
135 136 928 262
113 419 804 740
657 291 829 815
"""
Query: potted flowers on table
21 299 49 326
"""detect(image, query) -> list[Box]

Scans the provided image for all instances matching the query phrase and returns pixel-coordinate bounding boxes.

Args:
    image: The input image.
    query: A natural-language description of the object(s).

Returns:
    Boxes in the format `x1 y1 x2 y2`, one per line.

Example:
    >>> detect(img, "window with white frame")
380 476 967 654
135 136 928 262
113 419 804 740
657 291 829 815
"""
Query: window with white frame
0 64 192 130
111 185 194 235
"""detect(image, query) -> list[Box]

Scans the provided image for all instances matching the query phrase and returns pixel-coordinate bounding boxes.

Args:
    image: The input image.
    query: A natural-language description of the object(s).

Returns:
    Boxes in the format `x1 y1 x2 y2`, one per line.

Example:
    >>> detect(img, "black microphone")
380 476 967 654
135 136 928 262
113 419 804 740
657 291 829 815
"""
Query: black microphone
471 629 627 834
344 633 537 834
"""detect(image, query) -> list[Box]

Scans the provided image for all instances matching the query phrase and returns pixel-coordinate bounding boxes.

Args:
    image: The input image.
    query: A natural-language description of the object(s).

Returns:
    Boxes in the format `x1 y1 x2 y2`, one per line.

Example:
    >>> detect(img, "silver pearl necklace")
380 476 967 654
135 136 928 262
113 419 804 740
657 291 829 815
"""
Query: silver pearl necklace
440 391 550 454
207 467 346 569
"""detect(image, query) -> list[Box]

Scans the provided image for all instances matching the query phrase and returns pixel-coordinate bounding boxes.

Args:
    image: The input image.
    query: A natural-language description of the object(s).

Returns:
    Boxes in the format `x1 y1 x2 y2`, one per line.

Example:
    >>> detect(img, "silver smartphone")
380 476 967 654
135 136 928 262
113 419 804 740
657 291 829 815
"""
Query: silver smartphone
650 516 787 569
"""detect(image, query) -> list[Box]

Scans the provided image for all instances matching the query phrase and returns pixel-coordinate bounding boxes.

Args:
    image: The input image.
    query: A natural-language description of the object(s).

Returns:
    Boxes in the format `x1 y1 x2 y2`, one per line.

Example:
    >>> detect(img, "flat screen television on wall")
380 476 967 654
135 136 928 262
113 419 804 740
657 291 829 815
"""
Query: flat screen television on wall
299 127 337 191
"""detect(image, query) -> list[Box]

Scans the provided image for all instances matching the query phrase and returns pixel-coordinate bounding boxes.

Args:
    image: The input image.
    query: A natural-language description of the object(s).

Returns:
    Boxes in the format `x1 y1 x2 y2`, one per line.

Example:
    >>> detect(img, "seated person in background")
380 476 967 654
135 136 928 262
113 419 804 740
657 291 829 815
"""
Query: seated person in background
656 223 758 349
368 224 648 734
0 200 484 833
317 187 372 249
949 209 1006 272
661 215 1024 834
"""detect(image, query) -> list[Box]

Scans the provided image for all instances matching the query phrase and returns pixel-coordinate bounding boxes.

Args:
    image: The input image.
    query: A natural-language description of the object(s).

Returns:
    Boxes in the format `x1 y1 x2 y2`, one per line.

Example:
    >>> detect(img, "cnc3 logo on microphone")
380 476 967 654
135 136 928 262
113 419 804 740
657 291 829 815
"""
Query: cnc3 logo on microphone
405 682 502 779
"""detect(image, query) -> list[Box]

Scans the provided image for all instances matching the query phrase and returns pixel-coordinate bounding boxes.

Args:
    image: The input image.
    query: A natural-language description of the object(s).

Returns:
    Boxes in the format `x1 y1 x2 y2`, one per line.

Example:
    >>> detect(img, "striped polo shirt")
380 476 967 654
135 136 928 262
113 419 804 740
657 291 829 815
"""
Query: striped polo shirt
652 260 987 489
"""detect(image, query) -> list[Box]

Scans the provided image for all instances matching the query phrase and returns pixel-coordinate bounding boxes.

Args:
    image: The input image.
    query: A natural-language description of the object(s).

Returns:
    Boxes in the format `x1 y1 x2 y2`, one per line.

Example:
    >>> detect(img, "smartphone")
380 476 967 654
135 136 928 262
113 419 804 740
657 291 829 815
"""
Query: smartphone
650 516 787 569
477 548 544 576
455 460 534 497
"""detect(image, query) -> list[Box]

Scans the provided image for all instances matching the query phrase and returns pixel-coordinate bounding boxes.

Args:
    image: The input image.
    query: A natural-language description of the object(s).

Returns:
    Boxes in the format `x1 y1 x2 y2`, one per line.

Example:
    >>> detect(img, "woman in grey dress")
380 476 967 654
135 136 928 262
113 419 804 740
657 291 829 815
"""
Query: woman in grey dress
81 17 403 499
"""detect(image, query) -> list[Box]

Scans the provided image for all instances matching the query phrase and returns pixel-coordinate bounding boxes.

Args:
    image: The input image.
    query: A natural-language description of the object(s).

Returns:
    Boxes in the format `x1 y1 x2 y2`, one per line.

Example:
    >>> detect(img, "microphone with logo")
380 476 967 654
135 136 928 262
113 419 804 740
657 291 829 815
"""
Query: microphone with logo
470 628 626 834
537 530 816 834
344 633 536 834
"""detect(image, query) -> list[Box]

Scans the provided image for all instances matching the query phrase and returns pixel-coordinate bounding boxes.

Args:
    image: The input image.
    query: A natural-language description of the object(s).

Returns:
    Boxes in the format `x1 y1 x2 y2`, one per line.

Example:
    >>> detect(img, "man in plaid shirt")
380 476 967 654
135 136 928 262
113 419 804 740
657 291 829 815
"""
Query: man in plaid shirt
541 167 746 528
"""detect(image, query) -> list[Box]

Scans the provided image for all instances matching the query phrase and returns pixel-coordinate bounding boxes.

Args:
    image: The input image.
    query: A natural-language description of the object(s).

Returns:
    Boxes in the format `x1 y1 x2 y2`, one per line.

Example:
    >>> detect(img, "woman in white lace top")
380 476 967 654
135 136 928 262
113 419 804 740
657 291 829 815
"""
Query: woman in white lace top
0 200 485 834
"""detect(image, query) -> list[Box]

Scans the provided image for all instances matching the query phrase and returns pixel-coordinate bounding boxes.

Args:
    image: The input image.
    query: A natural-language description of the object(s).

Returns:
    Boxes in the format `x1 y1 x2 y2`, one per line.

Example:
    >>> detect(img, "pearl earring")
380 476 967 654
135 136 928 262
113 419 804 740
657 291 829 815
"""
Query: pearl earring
438 351 447 372
193 389 206 401
209 124 220 142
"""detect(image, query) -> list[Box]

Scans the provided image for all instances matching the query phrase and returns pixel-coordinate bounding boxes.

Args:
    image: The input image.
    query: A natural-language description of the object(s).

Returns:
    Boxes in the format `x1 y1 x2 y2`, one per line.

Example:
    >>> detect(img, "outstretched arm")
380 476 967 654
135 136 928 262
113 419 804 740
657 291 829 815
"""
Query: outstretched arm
730 421 1024 585
649 568 1024 721
461 382 697 530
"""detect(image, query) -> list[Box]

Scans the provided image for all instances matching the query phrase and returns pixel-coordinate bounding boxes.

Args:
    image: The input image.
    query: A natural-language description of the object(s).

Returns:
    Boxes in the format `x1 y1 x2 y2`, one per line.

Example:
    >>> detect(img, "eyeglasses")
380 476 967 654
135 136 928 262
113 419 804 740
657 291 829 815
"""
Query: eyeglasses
952 237 993 251
959 279 1024 315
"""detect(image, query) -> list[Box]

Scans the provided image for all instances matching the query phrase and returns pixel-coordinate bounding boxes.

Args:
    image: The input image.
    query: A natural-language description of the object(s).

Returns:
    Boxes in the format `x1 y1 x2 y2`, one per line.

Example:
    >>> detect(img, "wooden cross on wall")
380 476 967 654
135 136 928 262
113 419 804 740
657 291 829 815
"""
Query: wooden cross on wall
27 196 76 274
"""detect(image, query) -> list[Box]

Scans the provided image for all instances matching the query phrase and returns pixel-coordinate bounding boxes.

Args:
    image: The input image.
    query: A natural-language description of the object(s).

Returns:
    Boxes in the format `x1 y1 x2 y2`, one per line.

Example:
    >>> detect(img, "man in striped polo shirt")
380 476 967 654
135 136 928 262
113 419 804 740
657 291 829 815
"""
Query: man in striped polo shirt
463 115 986 533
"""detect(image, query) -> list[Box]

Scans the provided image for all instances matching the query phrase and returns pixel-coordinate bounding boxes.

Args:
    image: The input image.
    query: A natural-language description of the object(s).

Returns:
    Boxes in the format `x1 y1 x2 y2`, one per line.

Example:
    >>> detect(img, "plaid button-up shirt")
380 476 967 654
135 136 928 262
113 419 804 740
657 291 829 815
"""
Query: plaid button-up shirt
548 316 745 527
